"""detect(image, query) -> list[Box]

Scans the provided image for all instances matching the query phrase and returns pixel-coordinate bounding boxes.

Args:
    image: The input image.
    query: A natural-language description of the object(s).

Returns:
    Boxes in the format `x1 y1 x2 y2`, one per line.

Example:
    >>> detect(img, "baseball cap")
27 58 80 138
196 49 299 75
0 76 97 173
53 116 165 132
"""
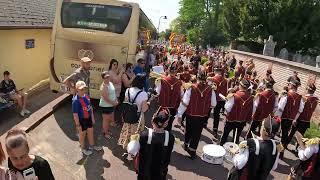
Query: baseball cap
75 81 87 90
80 57 92 63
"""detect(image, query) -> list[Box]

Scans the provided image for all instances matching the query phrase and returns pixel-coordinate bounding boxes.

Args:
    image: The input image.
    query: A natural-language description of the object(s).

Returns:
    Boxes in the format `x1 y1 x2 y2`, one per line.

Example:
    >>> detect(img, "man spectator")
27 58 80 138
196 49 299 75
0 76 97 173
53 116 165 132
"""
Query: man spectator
63 57 91 94
133 58 148 90
0 71 30 117
5 129 55 180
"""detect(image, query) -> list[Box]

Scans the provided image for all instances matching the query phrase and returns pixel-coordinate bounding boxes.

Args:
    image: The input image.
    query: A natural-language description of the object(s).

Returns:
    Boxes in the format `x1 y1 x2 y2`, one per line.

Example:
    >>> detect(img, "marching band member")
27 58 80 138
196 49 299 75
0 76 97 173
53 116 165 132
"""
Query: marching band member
220 79 254 146
178 65 192 83
228 115 282 180
204 56 214 74
275 79 305 159
155 62 183 131
236 60 245 78
287 83 319 149
207 67 228 139
288 132 319 180
246 78 278 139
176 71 217 159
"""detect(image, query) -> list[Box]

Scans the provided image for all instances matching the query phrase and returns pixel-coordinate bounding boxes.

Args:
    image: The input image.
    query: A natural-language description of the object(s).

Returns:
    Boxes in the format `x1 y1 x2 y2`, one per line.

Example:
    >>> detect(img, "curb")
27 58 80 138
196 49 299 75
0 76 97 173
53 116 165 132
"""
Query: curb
5 93 72 134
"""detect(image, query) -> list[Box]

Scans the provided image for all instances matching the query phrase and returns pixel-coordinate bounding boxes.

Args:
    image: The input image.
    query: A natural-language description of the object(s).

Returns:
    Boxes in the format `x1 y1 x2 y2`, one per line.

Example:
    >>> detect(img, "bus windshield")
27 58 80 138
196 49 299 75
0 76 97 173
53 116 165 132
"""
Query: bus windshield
61 2 132 34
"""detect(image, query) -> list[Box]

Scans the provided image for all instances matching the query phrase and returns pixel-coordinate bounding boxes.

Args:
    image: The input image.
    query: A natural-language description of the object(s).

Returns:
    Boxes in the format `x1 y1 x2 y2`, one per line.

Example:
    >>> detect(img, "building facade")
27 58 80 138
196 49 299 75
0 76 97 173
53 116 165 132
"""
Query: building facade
0 0 56 93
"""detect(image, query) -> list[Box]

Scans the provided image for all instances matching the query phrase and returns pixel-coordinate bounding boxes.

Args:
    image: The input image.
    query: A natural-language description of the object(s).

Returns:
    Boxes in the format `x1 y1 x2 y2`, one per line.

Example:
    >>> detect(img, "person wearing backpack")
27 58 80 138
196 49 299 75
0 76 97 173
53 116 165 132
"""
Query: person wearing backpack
118 75 149 149
137 108 175 180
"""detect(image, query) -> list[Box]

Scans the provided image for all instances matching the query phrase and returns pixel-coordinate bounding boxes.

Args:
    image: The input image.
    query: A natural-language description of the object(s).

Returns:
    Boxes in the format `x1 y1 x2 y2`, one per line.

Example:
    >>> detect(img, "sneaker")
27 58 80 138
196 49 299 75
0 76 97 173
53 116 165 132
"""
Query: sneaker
81 149 93 156
89 145 102 151
23 109 31 114
20 110 25 117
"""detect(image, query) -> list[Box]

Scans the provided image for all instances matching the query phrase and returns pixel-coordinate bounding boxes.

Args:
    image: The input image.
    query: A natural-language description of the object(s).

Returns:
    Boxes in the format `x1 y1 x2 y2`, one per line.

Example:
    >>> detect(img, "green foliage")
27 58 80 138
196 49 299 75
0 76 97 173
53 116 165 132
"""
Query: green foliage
222 0 320 54
172 0 320 54
201 57 208 65
171 0 226 47
304 122 320 139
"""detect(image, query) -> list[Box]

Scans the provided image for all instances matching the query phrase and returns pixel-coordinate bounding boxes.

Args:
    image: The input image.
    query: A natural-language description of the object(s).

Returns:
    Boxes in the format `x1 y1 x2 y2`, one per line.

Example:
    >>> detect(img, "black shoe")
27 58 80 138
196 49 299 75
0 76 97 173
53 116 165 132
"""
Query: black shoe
279 152 284 160
185 148 196 160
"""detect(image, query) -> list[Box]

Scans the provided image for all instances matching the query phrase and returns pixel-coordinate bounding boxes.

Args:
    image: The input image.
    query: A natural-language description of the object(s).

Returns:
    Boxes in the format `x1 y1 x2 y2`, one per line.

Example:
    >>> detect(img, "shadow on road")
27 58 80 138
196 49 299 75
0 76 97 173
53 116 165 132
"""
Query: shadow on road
170 151 229 180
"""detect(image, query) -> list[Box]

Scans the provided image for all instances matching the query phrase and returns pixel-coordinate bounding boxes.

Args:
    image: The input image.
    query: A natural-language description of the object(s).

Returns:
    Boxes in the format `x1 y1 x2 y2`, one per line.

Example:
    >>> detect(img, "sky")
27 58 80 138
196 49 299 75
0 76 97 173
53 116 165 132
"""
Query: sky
124 0 180 32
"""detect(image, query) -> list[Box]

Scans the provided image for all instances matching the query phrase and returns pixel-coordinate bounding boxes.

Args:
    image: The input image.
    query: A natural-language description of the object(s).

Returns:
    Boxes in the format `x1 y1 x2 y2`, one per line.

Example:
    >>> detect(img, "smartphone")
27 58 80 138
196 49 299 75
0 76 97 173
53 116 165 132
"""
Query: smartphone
23 167 37 180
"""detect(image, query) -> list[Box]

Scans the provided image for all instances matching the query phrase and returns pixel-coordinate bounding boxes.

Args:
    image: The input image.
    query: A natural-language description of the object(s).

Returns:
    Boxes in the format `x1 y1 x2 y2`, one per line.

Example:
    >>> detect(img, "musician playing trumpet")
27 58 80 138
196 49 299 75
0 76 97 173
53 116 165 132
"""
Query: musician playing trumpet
155 62 183 131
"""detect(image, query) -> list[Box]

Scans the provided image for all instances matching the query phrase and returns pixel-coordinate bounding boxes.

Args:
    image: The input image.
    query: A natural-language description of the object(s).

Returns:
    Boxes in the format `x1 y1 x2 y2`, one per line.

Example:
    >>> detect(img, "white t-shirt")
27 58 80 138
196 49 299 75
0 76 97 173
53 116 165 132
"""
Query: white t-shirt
125 87 148 112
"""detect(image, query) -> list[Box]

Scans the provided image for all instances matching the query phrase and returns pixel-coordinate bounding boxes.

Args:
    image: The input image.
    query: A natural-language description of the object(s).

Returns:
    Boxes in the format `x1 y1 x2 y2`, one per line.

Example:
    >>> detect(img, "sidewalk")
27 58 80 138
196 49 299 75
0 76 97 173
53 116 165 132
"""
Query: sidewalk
0 87 62 136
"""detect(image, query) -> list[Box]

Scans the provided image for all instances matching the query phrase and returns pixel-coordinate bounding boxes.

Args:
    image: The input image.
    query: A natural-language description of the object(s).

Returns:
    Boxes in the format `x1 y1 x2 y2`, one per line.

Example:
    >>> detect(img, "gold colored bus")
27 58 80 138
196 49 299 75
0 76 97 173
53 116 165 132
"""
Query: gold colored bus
49 0 156 98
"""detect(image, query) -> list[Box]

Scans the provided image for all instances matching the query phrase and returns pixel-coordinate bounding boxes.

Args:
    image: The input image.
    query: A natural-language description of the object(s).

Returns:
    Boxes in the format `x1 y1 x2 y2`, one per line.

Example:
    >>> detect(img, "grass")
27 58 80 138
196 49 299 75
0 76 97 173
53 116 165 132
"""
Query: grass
304 122 320 139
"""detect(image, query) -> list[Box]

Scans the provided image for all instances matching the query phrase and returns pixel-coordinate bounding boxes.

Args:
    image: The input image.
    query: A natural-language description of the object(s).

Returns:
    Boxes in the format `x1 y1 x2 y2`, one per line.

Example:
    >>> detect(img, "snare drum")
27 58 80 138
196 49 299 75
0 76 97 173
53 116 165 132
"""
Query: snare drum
223 142 239 163
201 144 226 165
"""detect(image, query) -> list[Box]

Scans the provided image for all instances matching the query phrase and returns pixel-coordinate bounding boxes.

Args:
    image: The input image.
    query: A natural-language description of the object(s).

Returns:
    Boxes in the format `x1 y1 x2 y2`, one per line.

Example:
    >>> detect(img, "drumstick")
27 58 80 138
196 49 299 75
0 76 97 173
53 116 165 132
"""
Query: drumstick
234 128 238 144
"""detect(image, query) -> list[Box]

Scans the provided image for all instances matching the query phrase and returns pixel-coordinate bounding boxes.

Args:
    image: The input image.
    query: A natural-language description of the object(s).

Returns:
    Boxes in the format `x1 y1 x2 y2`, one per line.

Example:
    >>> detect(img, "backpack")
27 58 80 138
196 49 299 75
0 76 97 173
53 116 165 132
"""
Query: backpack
122 89 143 124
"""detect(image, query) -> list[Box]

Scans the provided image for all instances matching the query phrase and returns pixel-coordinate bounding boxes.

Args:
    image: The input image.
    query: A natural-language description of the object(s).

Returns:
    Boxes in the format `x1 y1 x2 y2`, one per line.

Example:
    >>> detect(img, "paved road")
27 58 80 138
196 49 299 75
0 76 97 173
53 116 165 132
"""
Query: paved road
24 97 298 180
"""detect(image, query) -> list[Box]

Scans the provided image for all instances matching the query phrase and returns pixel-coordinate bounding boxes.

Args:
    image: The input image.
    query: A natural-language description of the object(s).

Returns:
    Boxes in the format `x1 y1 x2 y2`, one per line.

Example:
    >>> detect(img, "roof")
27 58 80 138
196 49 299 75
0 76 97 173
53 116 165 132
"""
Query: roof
0 0 56 29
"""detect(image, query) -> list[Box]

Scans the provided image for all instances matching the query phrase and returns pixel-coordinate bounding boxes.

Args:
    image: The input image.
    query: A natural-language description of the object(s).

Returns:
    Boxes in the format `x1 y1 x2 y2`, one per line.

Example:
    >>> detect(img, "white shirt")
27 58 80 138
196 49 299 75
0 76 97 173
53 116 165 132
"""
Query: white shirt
298 144 319 161
125 87 148 112
275 93 305 118
177 87 217 118
225 96 255 114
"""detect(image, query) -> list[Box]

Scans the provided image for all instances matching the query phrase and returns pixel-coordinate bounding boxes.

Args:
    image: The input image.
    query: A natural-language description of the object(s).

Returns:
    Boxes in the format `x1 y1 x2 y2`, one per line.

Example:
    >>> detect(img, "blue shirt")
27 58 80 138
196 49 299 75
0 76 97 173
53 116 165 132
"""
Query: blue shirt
72 94 92 119
133 66 149 90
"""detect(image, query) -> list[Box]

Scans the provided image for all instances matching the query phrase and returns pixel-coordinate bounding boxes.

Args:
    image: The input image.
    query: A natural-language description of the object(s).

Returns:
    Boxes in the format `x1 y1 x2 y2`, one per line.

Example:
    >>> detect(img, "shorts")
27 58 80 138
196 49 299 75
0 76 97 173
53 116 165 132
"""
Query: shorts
100 106 114 114
79 118 93 131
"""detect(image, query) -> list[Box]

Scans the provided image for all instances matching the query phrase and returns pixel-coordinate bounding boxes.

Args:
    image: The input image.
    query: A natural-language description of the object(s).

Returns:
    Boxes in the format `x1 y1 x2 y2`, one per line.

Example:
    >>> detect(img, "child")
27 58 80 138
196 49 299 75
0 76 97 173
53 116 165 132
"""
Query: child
72 81 102 156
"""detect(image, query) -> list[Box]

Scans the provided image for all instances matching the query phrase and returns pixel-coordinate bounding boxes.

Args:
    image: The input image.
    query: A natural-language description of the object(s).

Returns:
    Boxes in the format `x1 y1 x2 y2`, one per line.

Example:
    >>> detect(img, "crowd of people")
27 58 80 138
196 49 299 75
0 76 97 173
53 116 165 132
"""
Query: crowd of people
1 43 319 180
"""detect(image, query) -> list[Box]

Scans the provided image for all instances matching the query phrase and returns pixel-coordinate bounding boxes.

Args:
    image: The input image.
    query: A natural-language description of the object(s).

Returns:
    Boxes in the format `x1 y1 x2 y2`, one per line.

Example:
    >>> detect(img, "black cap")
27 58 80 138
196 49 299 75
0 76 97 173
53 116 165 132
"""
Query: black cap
169 61 177 72
239 79 250 89
152 107 170 128
263 115 281 138
289 79 300 88
306 83 316 92
197 70 207 81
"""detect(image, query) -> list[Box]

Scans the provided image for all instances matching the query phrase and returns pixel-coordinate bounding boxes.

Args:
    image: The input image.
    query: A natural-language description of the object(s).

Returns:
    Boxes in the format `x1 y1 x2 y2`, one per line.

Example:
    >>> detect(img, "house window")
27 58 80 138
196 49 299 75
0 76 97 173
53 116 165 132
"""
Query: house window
25 39 35 49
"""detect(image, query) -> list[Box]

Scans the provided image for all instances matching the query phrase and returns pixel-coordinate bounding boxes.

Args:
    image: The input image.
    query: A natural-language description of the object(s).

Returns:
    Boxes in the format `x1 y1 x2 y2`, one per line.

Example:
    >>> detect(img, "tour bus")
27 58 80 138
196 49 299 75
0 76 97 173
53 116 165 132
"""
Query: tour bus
49 0 156 99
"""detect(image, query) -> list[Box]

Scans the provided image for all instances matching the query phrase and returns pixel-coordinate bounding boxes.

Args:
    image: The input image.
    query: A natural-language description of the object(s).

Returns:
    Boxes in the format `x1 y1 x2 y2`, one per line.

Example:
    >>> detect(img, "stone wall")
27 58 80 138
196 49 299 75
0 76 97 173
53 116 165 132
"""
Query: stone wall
230 50 320 98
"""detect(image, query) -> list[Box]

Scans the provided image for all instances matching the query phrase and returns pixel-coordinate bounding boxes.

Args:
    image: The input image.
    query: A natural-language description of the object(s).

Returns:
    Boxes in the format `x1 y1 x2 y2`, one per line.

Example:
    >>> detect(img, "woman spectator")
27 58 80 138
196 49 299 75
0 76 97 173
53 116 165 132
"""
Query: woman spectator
118 75 149 149
119 63 136 103
1 141 25 180
108 59 124 99
99 71 118 139
5 129 55 179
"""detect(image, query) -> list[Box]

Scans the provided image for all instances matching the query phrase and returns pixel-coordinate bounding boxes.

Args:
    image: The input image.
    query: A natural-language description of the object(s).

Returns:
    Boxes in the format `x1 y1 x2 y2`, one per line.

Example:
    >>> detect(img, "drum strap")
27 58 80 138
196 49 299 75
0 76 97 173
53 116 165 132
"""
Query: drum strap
253 139 260 155
147 129 169 147
271 140 277 155
147 129 153 144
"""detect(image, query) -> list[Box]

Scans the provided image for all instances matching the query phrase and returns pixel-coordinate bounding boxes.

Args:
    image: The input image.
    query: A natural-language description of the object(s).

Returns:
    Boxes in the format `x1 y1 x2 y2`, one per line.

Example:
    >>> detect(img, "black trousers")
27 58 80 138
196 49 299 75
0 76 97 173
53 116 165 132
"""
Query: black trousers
220 121 246 145
281 118 293 146
185 115 207 150
213 101 225 133
246 121 262 139
164 108 177 131
286 120 310 145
